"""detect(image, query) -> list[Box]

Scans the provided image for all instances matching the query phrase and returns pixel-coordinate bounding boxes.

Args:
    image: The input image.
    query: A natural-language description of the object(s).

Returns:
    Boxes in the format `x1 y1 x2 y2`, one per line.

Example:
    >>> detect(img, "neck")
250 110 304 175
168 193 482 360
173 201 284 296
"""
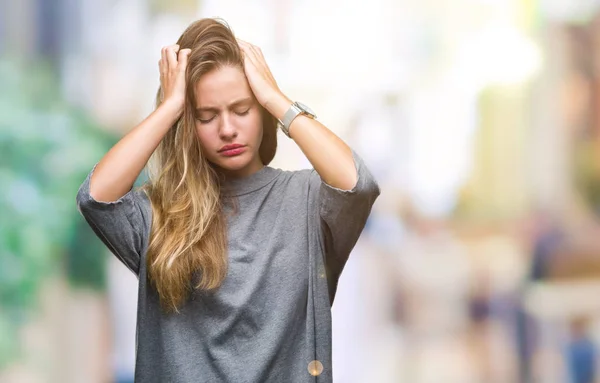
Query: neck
217 159 264 179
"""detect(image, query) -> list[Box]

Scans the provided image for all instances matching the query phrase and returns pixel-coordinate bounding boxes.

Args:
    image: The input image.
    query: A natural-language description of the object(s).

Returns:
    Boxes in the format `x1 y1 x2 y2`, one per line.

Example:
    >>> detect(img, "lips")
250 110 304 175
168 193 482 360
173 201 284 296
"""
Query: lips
218 144 245 153
218 144 247 157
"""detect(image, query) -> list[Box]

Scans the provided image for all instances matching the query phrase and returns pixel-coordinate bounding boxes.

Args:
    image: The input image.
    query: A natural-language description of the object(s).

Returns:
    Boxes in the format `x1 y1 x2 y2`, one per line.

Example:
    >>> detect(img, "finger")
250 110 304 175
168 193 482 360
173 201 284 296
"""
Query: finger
241 45 269 78
246 47 277 85
237 39 248 54
241 50 259 72
251 46 269 73
160 47 168 76
177 48 192 72
249 43 263 58
239 41 265 63
166 45 179 70
237 39 256 58
238 39 262 57
238 43 258 64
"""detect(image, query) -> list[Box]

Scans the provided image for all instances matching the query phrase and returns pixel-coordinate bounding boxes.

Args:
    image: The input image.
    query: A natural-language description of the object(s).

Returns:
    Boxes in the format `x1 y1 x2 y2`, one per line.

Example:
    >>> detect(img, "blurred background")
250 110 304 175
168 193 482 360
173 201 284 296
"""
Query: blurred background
3 0 600 382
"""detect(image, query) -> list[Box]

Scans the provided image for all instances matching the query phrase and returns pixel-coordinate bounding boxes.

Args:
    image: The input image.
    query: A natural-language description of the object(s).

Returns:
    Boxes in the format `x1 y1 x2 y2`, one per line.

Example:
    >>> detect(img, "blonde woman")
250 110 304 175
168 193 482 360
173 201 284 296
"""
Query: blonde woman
76 18 379 382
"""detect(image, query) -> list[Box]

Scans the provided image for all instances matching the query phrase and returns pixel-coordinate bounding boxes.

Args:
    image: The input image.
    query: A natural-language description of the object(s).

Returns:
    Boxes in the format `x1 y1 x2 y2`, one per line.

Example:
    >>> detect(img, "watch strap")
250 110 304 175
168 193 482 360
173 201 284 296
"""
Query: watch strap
278 102 316 137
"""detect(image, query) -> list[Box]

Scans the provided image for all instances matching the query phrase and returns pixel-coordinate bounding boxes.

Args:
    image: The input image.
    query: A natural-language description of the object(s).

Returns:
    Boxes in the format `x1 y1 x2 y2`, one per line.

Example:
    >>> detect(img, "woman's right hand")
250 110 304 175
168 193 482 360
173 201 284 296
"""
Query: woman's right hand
87 45 191 203
159 44 192 114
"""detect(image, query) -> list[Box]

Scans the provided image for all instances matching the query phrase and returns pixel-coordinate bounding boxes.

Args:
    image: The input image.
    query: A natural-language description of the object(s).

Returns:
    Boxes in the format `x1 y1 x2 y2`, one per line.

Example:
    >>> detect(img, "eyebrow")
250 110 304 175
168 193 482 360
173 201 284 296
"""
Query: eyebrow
195 97 254 113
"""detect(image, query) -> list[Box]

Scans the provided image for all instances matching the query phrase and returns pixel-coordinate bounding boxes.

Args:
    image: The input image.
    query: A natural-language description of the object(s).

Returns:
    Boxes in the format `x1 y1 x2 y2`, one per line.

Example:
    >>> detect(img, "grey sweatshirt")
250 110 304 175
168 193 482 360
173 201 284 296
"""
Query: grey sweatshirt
76 150 380 383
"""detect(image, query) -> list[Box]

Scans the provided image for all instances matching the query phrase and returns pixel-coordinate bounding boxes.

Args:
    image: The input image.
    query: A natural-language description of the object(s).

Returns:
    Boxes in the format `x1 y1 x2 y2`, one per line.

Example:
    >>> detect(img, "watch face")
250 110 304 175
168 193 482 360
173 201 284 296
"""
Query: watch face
295 102 316 118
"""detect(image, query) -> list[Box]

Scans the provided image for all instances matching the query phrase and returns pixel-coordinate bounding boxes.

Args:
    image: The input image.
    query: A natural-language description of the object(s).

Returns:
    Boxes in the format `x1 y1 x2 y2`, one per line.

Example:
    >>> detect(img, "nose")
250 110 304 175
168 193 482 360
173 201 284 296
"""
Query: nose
219 113 238 140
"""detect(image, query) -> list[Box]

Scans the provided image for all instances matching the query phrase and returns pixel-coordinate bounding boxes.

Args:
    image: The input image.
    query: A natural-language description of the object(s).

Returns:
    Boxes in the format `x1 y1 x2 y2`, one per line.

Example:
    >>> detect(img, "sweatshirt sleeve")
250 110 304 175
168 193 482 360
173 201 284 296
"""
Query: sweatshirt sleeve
310 150 380 285
75 165 152 276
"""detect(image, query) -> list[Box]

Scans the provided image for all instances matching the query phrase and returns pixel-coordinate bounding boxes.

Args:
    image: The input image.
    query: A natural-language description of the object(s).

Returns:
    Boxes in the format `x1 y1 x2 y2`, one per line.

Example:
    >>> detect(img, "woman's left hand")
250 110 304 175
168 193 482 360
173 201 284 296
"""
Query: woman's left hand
237 39 289 114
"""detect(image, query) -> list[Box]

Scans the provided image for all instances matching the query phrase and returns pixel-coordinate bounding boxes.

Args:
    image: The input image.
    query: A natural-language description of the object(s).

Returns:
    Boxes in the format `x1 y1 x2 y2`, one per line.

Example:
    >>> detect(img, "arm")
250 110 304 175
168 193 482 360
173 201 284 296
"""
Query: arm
238 41 380 302
90 100 180 202
266 95 358 191
237 40 357 190
76 45 190 274
89 45 191 202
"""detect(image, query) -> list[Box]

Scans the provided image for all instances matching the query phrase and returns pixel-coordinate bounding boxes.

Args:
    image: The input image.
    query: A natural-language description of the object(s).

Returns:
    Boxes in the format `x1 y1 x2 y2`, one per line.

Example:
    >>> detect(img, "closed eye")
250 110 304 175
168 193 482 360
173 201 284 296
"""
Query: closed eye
196 116 215 124
235 109 250 116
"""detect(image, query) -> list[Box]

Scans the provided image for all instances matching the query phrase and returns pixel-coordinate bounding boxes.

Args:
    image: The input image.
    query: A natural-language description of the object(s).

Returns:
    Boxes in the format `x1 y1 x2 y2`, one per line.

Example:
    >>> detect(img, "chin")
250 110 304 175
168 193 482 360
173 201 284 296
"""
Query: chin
213 154 255 175
219 161 250 172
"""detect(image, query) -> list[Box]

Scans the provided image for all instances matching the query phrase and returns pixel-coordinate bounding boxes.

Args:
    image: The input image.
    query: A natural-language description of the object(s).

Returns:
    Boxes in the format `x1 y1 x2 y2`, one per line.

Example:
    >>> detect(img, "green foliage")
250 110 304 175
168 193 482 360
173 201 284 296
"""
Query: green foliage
0 57 116 368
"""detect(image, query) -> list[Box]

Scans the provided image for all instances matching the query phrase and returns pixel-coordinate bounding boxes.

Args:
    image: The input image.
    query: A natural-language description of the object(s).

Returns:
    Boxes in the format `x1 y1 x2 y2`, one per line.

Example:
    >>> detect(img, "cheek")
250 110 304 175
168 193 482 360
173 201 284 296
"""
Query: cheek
194 124 204 144
249 112 263 140
195 124 214 151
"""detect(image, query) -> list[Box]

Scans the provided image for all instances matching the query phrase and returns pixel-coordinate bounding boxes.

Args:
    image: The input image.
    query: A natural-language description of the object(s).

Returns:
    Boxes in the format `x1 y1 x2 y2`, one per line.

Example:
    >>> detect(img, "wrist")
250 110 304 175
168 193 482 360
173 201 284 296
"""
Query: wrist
264 92 292 121
157 98 184 124
159 98 184 116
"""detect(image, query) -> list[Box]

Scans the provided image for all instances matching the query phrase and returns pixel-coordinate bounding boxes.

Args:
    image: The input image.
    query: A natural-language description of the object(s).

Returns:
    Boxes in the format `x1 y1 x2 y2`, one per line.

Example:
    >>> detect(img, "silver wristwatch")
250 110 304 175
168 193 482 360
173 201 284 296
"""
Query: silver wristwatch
277 101 317 137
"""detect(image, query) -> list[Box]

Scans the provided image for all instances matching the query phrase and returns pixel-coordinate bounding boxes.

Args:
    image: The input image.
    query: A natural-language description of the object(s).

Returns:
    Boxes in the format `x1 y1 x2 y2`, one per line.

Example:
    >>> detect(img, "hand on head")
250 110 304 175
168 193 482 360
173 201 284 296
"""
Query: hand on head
158 44 192 113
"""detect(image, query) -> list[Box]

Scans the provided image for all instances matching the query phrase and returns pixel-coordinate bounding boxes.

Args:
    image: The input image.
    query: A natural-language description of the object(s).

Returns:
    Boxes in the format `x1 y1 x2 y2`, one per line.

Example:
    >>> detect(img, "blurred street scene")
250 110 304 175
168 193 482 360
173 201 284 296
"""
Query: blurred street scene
4 0 600 382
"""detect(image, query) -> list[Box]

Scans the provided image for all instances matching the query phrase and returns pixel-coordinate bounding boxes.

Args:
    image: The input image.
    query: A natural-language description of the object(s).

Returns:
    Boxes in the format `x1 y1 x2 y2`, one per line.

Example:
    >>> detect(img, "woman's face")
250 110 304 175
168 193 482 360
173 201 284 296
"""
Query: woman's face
193 65 264 178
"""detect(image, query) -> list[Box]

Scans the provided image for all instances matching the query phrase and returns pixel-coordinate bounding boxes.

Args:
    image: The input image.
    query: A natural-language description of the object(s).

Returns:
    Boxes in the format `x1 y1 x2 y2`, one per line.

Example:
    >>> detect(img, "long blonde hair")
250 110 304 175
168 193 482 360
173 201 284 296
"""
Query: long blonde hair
143 18 278 312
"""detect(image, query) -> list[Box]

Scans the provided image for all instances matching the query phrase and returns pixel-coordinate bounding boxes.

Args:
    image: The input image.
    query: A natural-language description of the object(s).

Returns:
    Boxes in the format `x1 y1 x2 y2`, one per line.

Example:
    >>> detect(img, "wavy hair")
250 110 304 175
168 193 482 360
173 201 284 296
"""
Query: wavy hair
143 18 278 312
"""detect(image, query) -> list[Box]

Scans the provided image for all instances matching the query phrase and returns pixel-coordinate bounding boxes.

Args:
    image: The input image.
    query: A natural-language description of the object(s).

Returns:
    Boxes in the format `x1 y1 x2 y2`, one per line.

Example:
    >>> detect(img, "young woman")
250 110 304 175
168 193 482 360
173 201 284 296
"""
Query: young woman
76 18 379 382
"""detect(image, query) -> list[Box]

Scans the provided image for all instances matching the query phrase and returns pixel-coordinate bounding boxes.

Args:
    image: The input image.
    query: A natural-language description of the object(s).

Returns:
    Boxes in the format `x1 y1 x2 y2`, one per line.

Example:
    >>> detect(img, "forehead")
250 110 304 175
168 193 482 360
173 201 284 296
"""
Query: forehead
194 65 252 107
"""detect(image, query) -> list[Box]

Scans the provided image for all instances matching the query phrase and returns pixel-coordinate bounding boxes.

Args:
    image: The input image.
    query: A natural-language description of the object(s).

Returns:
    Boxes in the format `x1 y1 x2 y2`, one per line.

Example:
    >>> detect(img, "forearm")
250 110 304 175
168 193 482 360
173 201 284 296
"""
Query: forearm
90 101 181 202
266 94 357 191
